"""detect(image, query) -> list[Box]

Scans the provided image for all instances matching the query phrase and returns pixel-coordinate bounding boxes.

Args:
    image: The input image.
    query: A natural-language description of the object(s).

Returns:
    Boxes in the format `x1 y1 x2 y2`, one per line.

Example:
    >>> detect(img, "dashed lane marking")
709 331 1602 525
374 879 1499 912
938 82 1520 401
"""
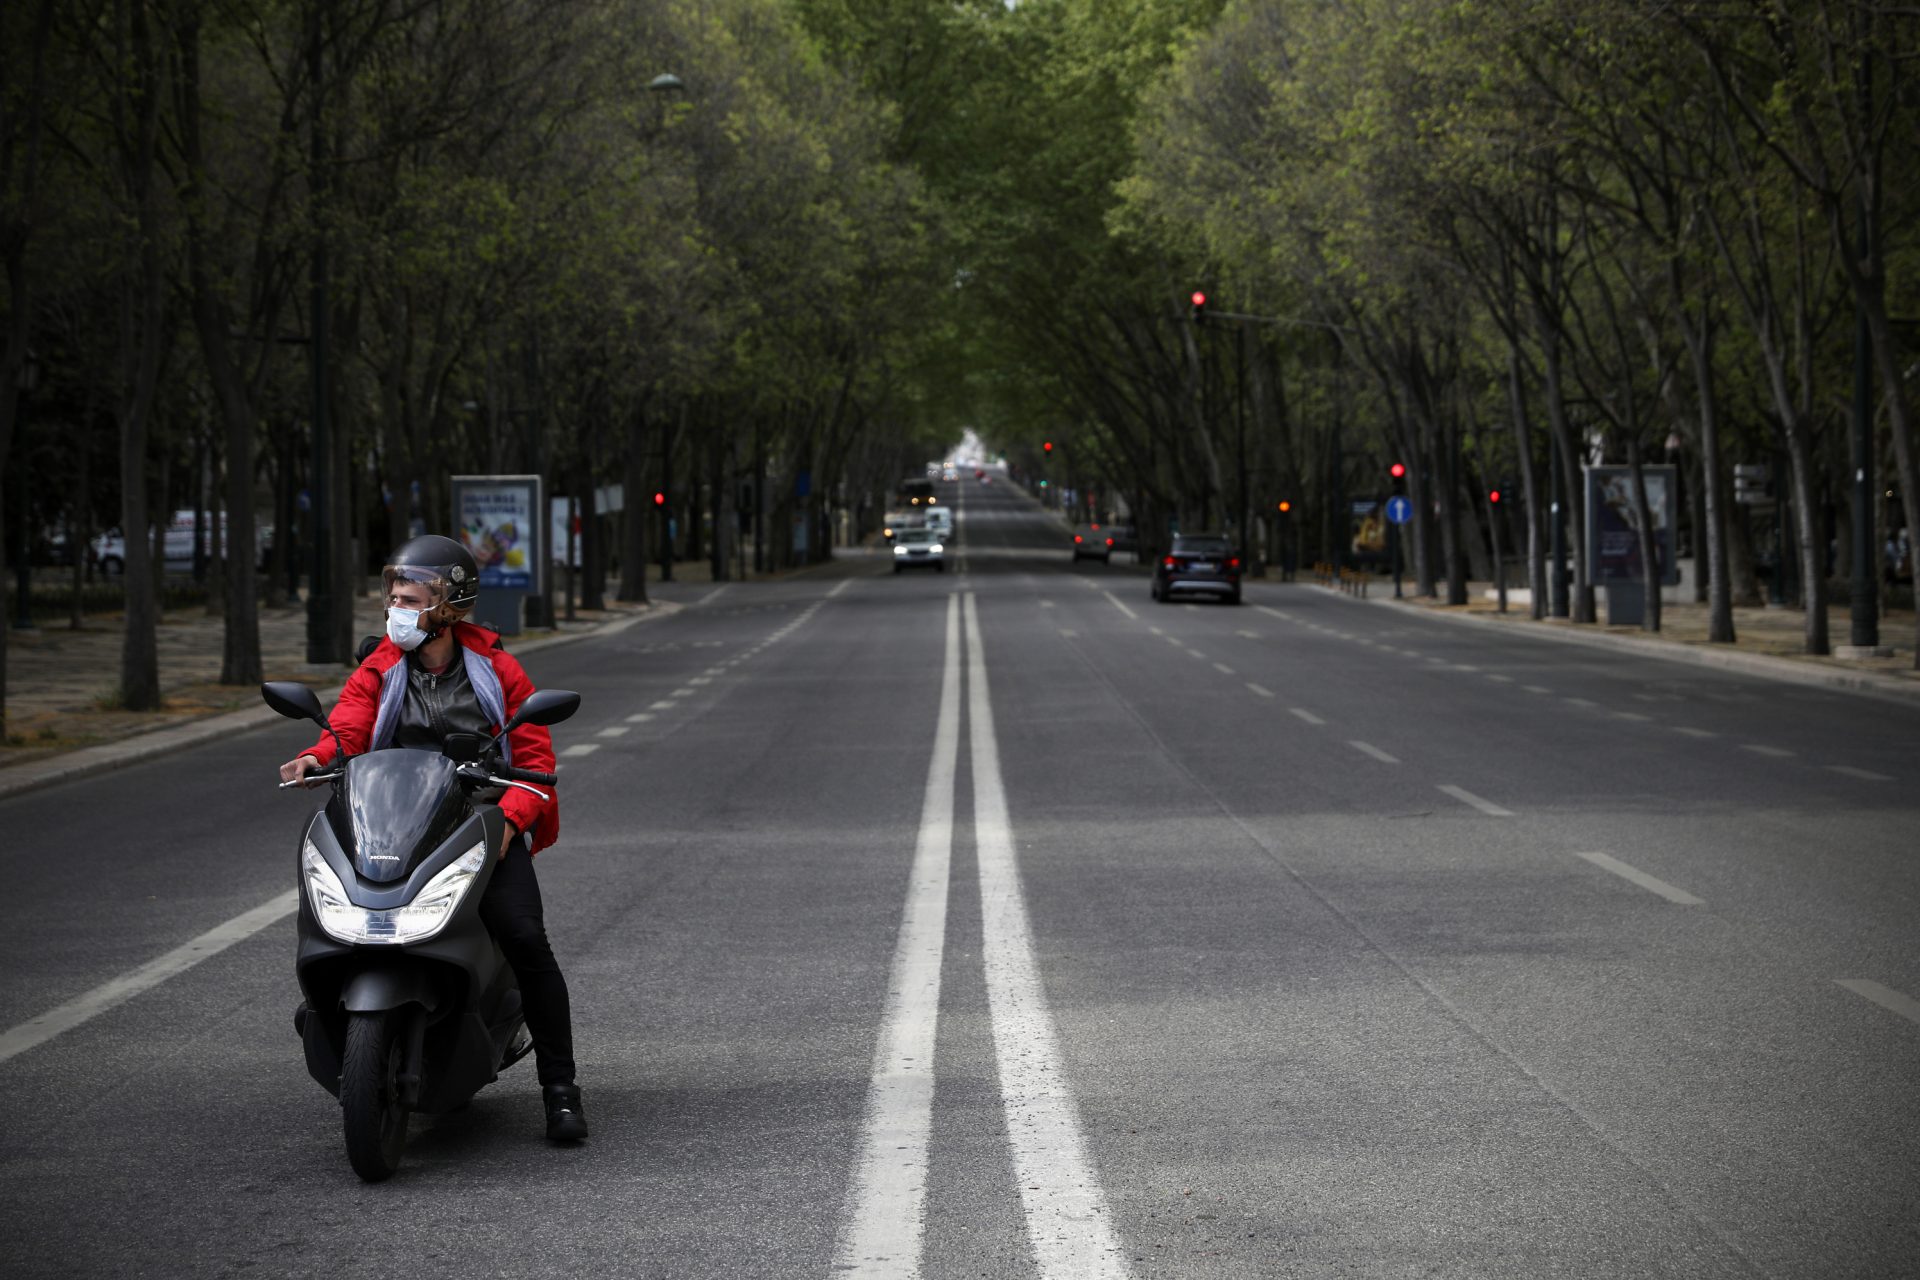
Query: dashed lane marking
1438 784 1513 817
1673 727 1715 738
625 713 654 724
1289 708 1326 726
1827 765 1891 781
596 726 630 738
1741 744 1795 758
1104 591 1138 621
1350 741 1400 764
1212 663 1236 675
1247 683 1274 698
1836 980 1920 1027
561 743 600 758
1575 852 1702 905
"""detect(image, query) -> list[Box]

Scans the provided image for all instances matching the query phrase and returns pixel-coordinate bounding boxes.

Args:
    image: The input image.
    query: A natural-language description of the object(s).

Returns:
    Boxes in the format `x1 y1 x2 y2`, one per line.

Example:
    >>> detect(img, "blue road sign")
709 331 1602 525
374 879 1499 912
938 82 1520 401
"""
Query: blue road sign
1386 495 1413 525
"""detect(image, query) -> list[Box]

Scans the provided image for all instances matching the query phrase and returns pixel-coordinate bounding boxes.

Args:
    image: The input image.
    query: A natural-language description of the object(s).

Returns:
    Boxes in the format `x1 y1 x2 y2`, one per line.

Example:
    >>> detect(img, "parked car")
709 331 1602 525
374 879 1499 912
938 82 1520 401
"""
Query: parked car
1152 533 1242 604
891 526 946 573
1071 523 1115 563
92 510 269 575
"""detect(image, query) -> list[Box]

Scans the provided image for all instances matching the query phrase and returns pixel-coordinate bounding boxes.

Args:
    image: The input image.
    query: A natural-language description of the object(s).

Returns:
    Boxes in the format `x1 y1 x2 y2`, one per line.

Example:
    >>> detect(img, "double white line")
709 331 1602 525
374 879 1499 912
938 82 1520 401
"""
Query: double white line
834 594 1127 1278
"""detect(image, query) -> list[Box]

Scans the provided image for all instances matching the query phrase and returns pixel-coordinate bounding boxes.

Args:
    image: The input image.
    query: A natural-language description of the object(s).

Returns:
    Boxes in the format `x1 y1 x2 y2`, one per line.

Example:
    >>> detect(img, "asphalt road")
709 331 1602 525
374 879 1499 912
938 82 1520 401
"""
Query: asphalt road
2 476 1916 1279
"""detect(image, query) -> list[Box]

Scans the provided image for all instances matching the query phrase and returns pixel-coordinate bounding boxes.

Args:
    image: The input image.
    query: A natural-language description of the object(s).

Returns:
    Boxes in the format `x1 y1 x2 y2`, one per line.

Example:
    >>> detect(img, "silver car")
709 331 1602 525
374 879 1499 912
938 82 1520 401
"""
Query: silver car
892 527 946 573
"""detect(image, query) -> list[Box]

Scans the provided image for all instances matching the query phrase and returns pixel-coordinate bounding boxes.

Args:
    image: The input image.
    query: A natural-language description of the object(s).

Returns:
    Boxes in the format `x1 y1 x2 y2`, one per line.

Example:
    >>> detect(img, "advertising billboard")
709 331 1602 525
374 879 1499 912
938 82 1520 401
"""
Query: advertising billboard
1584 465 1680 586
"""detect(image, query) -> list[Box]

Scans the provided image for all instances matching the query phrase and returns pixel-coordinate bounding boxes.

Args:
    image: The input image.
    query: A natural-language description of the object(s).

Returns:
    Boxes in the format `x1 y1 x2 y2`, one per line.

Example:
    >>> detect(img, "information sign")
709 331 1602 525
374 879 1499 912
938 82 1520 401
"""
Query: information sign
1385 495 1413 525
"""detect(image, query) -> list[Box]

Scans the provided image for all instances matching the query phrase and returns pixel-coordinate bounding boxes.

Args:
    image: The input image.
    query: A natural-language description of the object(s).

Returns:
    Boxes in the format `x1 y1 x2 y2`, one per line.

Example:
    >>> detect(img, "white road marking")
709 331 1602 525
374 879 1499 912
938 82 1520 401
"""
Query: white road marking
1452 663 1480 672
1255 606 1292 622
1187 649 1207 661
1246 683 1274 698
1486 673 1514 683
1103 591 1138 620
1040 600 1055 609
1289 708 1325 726
1148 626 1164 636
695 584 732 606
1350 741 1399 764
1836 980 1920 1026
1612 712 1652 722
625 713 654 723
561 743 600 758
1165 636 1184 648
0 890 298 1066
835 597 962 1278
1427 656 1448 664
596 726 630 738
1524 685 1552 694
829 578 854 598
1059 629 1078 639
1673 727 1715 738
670 687 695 698
1827 765 1891 781
1564 698 1597 709
1212 662 1236 675
1438 785 1513 817
1741 744 1794 758
704 668 726 677
1377 644 1398 653
649 699 676 710
963 594 1129 1278
1235 629 1260 639
1574 852 1702 905
689 677 712 686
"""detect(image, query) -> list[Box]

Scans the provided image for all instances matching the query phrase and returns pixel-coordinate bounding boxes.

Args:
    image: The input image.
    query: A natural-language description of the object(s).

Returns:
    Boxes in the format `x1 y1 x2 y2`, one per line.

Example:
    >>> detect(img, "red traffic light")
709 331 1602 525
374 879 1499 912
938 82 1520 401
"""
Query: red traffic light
1043 441 1053 453
653 491 667 507
1191 291 1207 308
1389 462 1406 479
1489 489 1502 504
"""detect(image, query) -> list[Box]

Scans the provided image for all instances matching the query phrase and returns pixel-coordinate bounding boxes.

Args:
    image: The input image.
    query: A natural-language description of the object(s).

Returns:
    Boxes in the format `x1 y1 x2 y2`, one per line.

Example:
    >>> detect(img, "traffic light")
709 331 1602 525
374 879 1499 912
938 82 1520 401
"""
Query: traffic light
1488 488 1502 505
653 491 667 507
1276 500 1292 514
1389 462 1406 496
1189 290 1208 325
1043 440 1053 454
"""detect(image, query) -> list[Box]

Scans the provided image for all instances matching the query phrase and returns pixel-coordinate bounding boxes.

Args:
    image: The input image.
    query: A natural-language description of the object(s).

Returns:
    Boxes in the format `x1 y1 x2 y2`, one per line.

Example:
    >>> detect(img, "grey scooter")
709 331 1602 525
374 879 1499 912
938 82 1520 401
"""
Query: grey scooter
263 681 579 1181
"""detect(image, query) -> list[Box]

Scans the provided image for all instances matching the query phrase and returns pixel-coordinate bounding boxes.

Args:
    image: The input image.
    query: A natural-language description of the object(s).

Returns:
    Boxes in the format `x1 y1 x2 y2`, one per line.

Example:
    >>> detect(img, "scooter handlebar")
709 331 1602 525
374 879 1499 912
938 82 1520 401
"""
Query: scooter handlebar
502 765 558 787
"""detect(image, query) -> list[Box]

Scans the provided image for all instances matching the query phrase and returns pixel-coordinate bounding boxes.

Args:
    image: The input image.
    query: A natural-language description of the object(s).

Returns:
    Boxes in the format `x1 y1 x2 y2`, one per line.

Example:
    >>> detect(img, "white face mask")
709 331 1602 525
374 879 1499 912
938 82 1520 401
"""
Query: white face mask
386 607 431 651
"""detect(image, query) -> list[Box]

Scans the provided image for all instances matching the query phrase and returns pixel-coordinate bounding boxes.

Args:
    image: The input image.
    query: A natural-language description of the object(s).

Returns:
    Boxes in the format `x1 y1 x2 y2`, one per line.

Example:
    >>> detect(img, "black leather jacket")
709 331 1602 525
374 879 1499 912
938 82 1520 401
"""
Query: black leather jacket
392 654 493 750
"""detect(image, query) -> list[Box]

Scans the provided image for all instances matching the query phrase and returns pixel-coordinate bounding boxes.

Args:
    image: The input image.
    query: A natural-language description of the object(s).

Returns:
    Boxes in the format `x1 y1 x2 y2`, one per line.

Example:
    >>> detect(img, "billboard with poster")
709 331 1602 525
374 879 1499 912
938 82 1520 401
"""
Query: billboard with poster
1584 465 1680 586
451 474 544 594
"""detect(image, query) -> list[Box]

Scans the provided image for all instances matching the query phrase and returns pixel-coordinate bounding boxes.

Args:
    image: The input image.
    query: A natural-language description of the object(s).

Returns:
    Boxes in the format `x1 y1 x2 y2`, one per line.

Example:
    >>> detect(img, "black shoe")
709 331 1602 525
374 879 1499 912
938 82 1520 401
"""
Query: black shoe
544 1083 588 1142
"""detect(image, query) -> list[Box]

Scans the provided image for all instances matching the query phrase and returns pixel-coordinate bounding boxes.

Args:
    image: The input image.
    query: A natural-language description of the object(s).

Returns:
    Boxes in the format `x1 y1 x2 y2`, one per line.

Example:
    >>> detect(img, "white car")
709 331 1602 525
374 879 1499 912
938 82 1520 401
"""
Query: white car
892 527 946 573
923 507 953 537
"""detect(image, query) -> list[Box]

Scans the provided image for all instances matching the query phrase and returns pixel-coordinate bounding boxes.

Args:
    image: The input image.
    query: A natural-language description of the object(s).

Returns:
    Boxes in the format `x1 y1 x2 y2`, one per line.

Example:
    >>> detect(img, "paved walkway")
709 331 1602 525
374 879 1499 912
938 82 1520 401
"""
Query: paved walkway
1322 574 1920 701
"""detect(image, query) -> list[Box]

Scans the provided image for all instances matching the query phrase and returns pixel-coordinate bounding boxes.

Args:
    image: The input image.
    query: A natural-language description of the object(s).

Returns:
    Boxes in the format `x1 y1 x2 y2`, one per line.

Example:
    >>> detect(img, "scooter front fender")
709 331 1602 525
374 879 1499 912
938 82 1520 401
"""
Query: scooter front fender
341 965 443 1015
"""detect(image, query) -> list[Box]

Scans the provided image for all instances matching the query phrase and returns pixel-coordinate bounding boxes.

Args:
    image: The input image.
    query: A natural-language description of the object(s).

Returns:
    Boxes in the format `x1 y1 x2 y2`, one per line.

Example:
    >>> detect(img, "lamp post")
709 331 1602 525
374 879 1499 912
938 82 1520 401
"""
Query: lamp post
12 350 42 631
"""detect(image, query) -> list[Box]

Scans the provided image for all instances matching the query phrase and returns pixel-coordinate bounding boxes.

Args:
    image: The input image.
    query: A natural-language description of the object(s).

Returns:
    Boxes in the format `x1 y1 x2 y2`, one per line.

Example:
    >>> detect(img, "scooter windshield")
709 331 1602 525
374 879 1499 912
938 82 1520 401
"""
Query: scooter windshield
334 750 470 883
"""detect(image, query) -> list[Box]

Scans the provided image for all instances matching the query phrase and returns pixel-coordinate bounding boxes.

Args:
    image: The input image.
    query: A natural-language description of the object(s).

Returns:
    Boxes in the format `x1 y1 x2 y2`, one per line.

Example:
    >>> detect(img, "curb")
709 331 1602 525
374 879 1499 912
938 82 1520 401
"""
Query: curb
0 601 682 802
1310 585 1920 709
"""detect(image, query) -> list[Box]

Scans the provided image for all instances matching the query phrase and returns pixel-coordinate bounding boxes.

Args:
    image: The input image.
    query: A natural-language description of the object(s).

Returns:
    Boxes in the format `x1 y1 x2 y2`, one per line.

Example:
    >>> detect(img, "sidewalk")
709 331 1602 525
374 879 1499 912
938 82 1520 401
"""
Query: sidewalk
1317 574 1920 705
0 580 677 797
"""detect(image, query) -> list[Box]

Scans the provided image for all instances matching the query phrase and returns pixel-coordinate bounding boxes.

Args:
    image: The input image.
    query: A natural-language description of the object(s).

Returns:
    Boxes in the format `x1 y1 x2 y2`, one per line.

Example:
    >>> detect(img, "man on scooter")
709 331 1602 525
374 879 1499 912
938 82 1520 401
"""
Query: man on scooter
279 534 588 1143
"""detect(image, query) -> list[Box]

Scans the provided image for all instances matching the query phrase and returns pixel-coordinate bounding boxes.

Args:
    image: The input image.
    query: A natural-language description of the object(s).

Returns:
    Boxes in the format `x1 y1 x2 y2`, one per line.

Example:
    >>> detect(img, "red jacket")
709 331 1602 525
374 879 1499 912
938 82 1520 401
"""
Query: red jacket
304 622 560 854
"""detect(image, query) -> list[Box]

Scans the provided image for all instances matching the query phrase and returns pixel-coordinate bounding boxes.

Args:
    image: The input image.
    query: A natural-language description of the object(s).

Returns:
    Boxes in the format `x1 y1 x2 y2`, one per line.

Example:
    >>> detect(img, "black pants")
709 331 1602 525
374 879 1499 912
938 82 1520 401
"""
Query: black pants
478 839 577 1087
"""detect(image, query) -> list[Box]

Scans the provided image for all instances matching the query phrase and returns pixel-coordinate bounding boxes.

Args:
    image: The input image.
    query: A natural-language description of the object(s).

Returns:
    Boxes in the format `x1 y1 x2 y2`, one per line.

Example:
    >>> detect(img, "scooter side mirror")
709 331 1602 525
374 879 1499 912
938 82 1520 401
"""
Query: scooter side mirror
503 689 580 731
262 681 326 724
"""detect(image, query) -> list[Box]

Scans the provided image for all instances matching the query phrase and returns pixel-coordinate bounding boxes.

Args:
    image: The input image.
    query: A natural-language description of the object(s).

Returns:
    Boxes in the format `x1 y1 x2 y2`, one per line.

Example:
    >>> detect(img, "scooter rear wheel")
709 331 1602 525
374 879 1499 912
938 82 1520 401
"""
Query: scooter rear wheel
341 1010 409 1181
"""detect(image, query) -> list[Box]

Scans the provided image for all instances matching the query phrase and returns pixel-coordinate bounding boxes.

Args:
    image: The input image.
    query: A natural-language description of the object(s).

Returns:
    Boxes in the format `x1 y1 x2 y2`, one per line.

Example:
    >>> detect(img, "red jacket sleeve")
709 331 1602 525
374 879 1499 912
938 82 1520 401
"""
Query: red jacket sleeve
305 663 382 765
491 648 559 850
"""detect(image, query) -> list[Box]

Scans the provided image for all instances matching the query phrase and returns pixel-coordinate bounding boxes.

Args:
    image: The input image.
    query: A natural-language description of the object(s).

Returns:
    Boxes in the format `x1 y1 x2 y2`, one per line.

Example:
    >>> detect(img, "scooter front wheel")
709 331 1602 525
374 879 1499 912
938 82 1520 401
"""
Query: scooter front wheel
341 1010 410 1181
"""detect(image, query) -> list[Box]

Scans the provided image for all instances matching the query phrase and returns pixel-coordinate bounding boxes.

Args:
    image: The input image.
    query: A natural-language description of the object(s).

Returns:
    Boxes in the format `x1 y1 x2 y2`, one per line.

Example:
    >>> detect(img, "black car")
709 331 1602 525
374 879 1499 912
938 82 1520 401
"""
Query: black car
1152 533 1242 604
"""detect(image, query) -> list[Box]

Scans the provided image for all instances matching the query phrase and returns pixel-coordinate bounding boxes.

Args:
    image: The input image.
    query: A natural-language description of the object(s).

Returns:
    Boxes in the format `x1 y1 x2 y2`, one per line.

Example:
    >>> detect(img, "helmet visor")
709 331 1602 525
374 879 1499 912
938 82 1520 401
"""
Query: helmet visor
382 564 451 605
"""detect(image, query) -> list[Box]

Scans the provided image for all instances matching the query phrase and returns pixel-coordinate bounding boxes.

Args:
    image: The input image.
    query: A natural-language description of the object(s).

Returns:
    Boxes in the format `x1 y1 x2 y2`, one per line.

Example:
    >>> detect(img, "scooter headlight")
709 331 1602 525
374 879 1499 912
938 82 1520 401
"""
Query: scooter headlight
303 837 489 945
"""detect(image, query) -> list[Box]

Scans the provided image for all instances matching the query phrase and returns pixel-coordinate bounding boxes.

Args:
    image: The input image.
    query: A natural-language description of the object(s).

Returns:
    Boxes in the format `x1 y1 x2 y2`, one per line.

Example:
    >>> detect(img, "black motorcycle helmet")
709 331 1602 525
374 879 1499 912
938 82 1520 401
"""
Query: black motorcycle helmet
382 533 480 621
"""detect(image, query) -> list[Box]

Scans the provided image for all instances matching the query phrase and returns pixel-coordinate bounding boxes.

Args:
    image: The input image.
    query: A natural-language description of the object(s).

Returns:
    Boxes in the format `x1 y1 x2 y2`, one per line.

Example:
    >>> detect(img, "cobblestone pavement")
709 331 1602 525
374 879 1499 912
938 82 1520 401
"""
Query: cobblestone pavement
0 576 666 771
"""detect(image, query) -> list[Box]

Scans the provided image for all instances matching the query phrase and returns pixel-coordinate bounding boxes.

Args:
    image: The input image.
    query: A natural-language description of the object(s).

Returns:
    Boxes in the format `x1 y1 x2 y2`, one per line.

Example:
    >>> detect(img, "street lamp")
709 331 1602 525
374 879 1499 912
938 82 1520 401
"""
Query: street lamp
12 349 41 631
